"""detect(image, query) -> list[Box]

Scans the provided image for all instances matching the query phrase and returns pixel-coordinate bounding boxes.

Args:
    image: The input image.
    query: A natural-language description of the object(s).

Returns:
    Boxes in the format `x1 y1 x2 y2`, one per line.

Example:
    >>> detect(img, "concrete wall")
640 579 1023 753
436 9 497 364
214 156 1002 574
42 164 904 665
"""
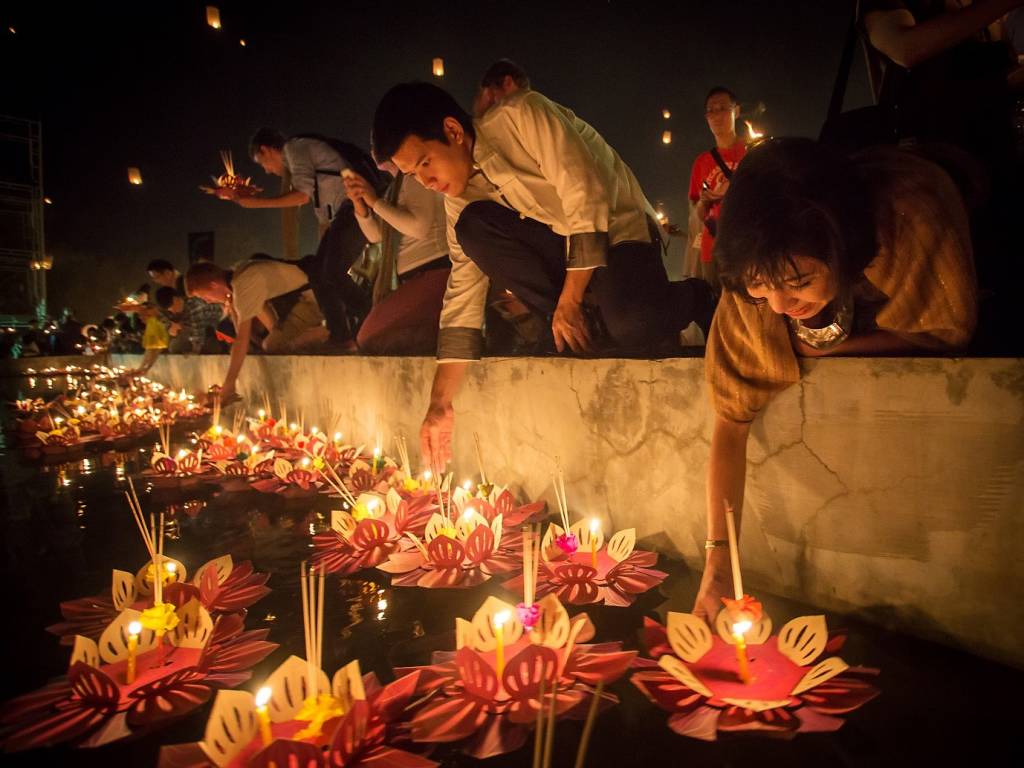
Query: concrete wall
118 353 1024 668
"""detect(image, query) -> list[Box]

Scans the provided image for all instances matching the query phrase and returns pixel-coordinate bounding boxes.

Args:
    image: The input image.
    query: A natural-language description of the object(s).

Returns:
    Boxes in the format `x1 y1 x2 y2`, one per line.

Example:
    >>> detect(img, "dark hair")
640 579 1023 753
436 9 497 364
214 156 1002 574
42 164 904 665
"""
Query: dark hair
146 259 175 274
154 286 178 309
714 138 875 302
373 82 474 160
185 261 229 295
480 59 531 90
249 127 286 159
705 86 737 107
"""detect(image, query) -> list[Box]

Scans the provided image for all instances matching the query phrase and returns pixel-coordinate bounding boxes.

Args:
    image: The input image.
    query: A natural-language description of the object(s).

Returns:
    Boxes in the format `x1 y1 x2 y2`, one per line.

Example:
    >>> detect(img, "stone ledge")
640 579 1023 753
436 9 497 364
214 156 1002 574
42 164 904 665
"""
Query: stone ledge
115 353 1024 668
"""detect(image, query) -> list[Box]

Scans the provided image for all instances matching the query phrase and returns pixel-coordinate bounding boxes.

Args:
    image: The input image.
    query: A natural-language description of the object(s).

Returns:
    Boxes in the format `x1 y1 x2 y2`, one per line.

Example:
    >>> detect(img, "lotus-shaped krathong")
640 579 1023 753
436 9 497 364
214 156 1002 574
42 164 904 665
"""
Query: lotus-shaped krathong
312 490 438 576
377 509 522 589
1 605 277 751
631 612 880 741
48 555 271 645
158 661 436 768
249 457 325 498
396 595 634 759
504 521 666 607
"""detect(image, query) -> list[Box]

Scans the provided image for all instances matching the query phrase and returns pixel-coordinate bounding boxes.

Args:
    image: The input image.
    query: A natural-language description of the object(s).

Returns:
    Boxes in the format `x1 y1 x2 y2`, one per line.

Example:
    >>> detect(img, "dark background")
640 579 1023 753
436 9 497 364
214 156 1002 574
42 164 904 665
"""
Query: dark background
2 0 872 321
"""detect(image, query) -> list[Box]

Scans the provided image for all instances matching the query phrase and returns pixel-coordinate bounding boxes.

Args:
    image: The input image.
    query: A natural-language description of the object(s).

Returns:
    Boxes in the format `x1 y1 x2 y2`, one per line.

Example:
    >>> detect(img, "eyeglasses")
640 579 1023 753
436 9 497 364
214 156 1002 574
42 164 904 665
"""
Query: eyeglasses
704 105 735 116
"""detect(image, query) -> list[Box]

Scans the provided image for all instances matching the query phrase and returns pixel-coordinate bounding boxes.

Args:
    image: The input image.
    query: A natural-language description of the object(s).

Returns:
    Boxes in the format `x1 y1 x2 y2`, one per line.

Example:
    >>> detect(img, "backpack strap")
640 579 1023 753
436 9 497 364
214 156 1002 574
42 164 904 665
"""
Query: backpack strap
709 147 735 180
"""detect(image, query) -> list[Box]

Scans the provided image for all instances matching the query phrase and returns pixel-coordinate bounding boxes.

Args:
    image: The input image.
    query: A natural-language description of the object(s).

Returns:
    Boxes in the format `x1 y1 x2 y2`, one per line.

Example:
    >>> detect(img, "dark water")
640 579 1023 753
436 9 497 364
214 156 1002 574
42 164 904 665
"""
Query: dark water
0 376 1021 767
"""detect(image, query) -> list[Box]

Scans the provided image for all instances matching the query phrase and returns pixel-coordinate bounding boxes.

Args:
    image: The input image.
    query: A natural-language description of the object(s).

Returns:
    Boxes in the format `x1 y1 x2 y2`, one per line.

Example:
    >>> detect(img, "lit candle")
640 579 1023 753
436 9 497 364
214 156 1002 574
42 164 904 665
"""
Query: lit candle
126 621 141 684
589 518 599 569
310 426 318 435
732 620 752 684
372 446 381 474
258 408 266 420
255 686 273 746
333 431 342 443
494 610 510 679
462 479 473 491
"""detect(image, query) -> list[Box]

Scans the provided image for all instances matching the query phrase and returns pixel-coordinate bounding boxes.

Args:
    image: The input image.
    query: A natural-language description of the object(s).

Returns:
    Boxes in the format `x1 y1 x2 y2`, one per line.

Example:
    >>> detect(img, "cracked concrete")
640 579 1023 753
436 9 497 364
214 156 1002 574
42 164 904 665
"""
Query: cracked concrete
122 353 1024 668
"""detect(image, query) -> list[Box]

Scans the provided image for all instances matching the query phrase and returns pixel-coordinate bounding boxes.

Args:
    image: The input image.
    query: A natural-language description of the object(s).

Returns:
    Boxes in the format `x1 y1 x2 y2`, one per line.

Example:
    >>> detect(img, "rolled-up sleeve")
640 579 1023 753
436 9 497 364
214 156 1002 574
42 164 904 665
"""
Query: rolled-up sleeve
436 196 488 361
511 93 611 268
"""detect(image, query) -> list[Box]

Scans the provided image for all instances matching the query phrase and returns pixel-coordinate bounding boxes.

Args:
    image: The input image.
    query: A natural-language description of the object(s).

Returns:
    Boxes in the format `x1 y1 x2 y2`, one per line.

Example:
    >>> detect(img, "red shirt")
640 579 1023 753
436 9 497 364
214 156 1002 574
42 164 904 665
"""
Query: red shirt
688 141 747 263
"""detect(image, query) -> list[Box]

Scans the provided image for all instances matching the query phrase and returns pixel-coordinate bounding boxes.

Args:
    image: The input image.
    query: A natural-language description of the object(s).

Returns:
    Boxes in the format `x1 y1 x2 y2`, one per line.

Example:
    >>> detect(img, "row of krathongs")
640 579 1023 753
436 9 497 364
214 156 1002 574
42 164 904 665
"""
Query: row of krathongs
0 395 879 761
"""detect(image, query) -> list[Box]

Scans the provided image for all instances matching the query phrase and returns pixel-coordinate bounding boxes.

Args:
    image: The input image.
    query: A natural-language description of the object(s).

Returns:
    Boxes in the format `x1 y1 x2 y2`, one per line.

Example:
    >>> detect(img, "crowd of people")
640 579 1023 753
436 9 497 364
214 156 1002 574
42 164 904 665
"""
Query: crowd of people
26 2 1024 621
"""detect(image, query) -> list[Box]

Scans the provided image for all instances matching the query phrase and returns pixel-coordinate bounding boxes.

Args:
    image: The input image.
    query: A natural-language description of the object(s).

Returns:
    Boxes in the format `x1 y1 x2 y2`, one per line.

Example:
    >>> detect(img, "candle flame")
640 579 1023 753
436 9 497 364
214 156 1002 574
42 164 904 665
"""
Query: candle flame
463 507 474 521
494 610 510 628
176 449 188 460
745 120 763 140
333 431 342 442
128 621 142 635
301 457 311 467
166 562 177 574
423 470 432 481
589 517 600 533
462 479 473 490
289 423 298 432
257 409 266 419
310 426 318 435
255 686 272 707
732 619 753 635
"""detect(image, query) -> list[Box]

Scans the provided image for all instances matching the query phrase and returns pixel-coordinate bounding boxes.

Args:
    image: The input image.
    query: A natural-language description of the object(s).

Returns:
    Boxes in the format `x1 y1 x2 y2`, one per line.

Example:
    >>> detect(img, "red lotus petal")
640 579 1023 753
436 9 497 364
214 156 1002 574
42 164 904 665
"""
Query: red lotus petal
455 714 521 760
825 630 848 655
208 613 245 645
329 699 373 763
153 457 177 475
800 672 880 714
69 661 120 705
427 536 465 568
1 704 111 752
250 739 323 768
630 670 707 713
126 670 212 727
394 662 455 695
667 706 721 741
164 582 202 610
642 617 672 658
351 469 374 491
353 518 392 549
550 567 600 604
456 647 499 701
718 703 800 734
501 644 559 706
374 671 422 724
0 680 74 724
463 525 495 566
207 573 271 614
605 564 667 595
409 696 488 743
201 634 277 674
565 648 636 686
378 551 426 575
357 745 438 768
48 596 117 642
419 567 474 589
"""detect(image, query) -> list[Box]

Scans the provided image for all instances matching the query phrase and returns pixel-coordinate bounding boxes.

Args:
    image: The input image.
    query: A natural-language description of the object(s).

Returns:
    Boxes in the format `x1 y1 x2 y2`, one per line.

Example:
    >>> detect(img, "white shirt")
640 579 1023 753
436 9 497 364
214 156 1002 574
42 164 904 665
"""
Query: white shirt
230 260 312 324
283 137 350 225
438 89 656 360
355 175 448 275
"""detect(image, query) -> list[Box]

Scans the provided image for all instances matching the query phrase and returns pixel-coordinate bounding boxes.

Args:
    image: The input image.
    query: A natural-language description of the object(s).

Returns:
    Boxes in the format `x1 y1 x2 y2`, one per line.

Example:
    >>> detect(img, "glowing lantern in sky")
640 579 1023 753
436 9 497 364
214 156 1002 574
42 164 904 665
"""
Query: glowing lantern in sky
206 6 221 29
661 131 672 145
662 108 671 119
127 167 143 185
432 57 444 77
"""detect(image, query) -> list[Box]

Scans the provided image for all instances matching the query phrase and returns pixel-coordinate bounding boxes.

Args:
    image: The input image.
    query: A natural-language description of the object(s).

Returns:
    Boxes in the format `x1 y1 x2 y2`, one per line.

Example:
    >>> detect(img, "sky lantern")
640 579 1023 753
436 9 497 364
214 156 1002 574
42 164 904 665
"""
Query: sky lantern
127 167 143 185
661 130 672 145
432 57 444 77
662 108 671 119
206 6 222 29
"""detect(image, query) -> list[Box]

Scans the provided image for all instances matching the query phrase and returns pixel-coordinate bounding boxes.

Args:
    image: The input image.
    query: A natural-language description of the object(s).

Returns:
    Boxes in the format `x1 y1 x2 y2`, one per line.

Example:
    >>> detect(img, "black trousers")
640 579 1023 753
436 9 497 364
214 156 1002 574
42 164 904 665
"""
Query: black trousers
455 201 709 354
309 205 370 342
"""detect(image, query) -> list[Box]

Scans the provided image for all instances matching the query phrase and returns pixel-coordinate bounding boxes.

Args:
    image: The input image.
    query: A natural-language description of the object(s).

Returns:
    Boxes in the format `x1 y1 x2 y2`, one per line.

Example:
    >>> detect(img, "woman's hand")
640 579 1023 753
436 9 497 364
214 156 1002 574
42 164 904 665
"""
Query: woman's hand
693 548 732 624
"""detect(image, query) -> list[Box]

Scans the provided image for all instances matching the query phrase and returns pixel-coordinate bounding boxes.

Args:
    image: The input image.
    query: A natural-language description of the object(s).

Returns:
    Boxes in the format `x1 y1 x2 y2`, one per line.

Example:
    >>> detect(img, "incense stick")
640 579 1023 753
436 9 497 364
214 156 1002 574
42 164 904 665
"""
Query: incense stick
724 504 744 600
541 680 558 768
573 681 604 768
532 676 547 768
473 432 488 486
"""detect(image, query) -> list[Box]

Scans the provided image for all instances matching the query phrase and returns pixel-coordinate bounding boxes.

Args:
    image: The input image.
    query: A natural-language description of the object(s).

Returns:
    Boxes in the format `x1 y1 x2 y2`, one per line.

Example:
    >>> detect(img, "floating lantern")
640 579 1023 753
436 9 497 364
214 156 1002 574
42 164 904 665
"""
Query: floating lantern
206 6 221 29
127 167 143 185
432 57 444 77
662 108 671 119
661 131 672 145
239 38 246 47
43 196 52 205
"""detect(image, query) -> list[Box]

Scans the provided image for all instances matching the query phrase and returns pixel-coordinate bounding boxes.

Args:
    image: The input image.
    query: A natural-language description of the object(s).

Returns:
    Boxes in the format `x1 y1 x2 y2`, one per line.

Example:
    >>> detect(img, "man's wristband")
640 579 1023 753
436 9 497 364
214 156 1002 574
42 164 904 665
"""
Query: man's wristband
704 539 728 550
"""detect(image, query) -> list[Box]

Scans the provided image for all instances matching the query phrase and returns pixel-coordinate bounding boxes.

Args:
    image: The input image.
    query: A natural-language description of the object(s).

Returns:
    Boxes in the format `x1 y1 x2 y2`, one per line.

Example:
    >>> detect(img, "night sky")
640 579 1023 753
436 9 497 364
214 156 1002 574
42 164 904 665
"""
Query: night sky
3 0 871 321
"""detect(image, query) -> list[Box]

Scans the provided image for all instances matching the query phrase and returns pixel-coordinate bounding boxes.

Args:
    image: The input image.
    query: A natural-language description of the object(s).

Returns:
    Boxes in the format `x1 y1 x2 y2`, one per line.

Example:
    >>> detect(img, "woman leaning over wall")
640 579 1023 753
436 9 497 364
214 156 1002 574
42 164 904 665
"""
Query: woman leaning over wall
693 138 978 620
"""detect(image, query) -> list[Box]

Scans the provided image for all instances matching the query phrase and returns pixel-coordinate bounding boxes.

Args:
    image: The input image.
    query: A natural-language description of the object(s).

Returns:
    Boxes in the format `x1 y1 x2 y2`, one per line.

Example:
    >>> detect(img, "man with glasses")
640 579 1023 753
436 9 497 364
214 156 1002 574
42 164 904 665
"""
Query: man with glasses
687 87 747 283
